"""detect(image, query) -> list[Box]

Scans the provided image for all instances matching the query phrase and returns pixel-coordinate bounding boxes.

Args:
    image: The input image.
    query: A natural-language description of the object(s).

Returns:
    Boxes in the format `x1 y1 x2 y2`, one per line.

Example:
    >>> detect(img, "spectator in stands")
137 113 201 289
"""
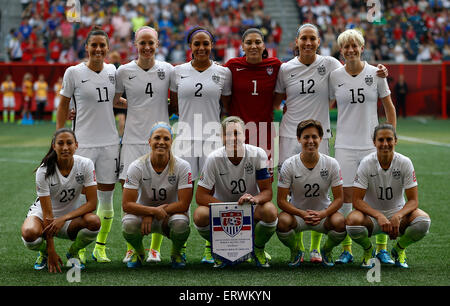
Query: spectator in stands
34 74 48 123
395 74 408 118
34 39 48 63
21 73 33 124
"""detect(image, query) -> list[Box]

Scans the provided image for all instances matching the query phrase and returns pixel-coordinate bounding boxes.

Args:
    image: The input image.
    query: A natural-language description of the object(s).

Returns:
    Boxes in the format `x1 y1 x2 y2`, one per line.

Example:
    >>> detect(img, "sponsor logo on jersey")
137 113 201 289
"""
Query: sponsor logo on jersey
365 75 373 86
317 65 326 76
412 171 416 182
75 173 85 184
392 169 401 180
354 173 359 183
266 66 273 76
212 74 221 84
213 210 251 237
168 174 176 185
157 69 165 80
188 172 192 184
244 162 254 174
320 168 329 180
108 74 115 85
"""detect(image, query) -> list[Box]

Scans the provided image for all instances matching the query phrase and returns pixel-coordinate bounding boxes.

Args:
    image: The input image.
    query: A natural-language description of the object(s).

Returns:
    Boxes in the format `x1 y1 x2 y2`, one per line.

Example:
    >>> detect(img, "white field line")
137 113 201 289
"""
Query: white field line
398 135 450 148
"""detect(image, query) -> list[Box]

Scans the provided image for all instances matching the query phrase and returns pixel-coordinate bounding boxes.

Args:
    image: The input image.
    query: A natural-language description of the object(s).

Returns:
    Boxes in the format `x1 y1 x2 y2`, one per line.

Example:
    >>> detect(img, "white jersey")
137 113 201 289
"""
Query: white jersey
124 155 192 207
60 62 119 148
198 144 270 202
330 62 391 150
169 61 231 141
276 55 342 139
278 153 343 211
116 60 174 144
354 152 417 211
35 155 97 218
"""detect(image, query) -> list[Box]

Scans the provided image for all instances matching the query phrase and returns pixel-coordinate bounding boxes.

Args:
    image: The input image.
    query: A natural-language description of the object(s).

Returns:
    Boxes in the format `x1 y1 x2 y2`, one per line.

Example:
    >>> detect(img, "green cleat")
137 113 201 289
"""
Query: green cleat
254 247 270 268
92 244 111 263
171 253 186 269
288 250 304 267
201 246 214 264
391 247 409 269
78 248 87 265
34 252 47 271
127 253 144 269
66 252 85 270
361 245 375 269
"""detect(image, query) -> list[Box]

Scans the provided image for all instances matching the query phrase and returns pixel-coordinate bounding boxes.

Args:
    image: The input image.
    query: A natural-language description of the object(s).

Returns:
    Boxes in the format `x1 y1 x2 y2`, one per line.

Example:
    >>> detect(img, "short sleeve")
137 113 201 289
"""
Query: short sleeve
222 67 232 96
330 158 343 187
169 67 178 92
177 159 193 190
377 76 391 99
83 159 97 187
60 67 75 98
277 160 292 189
35 166 50 197
123 161 142 190
402 157 418 190
274 64 286 94
328 71 336 101
353 160 369 189
115 67 125 94
197 155 216 191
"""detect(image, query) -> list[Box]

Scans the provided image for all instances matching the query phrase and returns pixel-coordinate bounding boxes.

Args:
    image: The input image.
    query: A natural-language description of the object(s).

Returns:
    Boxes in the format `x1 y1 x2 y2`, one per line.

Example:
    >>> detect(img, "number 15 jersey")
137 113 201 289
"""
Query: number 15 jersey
60 62 119 148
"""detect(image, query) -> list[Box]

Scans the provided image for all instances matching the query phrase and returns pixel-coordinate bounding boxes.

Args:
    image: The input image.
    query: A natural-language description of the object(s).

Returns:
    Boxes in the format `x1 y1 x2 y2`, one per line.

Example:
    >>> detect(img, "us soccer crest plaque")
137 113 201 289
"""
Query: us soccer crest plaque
210 202 254 265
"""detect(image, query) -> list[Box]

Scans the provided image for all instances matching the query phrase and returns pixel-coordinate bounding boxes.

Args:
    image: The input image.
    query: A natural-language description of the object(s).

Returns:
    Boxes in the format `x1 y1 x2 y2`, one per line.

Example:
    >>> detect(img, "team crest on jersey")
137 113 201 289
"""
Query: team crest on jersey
157 69 165 80
320 168 329 180
75 173 85 184
244 162 254 174
220 210 243 237
266 66 273 76
168 174 176 185
392 169 401 180
108 74 115 85
212 74 221 85
317 65 326 76
365 75 373 86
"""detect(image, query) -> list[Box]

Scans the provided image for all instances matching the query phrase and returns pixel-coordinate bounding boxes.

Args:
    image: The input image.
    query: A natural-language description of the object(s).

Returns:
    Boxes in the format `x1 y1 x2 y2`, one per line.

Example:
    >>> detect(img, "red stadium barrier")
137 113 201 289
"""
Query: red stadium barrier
0 62 448 118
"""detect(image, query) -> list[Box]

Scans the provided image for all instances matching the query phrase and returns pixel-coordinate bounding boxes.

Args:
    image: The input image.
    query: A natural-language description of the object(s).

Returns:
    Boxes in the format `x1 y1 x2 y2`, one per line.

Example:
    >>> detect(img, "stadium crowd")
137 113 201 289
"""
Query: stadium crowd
4 0 449 64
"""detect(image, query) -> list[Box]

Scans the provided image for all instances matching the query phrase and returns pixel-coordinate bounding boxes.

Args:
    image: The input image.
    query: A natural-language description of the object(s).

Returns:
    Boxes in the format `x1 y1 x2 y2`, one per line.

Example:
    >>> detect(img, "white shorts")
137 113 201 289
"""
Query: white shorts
294 215 328 234
335 148 375 187
3 96 15 108
173 139 222 180
27 200 72 240
368 207 402 236
119 144 150 180
76 145 120 184
278 136 329 168
122 212 190 236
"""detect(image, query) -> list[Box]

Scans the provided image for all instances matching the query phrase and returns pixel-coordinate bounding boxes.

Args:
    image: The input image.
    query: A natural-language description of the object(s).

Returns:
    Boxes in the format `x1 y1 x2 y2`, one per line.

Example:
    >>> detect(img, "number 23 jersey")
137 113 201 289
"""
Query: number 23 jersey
35 155 97 218
60 62 119 148
278 153 343 211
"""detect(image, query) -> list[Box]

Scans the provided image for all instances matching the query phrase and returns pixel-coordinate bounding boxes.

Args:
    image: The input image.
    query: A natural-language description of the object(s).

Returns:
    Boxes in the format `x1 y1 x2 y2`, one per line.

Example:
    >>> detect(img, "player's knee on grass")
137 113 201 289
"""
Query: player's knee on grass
22 236 44 251
122 218 141 235
329 212 346 232
170 219 190 241
346 225 368 240
193 206 210 227
277 212 295 233
84 213 101 231
257 202 278 223
21 226 42 243
404 216 431 242
345 210 365 226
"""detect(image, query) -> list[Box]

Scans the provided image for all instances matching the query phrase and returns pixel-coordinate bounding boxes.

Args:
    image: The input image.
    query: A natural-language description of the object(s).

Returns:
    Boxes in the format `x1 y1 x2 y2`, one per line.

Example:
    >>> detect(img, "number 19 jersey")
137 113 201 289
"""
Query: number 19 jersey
60 62 119 148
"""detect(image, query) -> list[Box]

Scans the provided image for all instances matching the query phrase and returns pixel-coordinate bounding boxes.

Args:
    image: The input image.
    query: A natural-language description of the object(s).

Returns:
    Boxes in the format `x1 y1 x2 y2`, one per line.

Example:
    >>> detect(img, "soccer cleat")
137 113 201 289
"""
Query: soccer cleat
335 251 354 264
92 244 111 263
310 249 323 263
34 252 48 270
123 249 134 263
213 257 227 268
127 253 144 269
66 252 85 270
320 249 334 267
201 246 214 264
360 246 375 269
78 248 87 265
146 249 161 263
171 253 186 269
391 247 409 269
288 250 304 267
376 249 395 265
181 245 187 262
254 247 270 268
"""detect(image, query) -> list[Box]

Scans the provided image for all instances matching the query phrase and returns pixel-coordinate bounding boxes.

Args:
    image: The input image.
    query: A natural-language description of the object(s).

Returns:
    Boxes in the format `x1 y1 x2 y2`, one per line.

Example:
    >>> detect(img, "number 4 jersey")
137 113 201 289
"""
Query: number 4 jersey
330 62 391 150
35 155 97 218
60 62 119 148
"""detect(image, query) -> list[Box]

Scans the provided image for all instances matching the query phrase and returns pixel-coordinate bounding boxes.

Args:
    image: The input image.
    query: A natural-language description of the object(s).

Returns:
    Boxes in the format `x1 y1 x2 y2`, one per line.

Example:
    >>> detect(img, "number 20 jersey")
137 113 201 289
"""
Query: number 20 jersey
60 62 119 148
35 155 97 218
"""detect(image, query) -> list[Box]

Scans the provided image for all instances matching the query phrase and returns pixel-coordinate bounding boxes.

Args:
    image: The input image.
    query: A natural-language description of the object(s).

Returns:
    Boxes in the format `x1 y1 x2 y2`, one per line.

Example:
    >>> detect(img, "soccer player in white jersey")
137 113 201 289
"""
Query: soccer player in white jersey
346 124 430 268
329 29 397 265
277 120 346 267
21 129 100 272
194 116 278 268
122 122 193 269
115 26 174 264
56 27 124 263
273 24 388 263
169 26 231 263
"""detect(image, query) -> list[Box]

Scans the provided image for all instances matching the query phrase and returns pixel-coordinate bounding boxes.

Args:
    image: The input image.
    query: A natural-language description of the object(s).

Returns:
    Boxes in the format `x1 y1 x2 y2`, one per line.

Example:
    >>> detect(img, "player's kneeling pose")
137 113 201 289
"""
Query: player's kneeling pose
121 122 193 269
194 116 278 268
346 124 431 268
276 120 346 267
21 128 100 272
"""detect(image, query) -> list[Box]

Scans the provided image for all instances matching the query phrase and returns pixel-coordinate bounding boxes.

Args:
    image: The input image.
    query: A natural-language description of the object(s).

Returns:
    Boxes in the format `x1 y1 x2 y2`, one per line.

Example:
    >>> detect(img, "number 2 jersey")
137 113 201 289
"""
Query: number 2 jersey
329 62 391 150
278 153 343 211
35 155 97 218
60 62 119 148
123 155 192 207
354 151 417 211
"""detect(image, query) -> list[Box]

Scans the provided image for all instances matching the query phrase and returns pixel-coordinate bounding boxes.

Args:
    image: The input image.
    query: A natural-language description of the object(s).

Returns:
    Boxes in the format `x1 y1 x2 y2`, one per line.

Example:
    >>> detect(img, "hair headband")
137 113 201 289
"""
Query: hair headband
189 29 214 43
150 123 173 138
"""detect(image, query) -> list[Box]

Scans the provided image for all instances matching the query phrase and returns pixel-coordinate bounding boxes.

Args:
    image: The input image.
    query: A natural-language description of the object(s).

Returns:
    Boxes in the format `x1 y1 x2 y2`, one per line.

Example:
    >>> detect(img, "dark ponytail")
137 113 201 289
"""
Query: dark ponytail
86 26 110 47
35 128 76 179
